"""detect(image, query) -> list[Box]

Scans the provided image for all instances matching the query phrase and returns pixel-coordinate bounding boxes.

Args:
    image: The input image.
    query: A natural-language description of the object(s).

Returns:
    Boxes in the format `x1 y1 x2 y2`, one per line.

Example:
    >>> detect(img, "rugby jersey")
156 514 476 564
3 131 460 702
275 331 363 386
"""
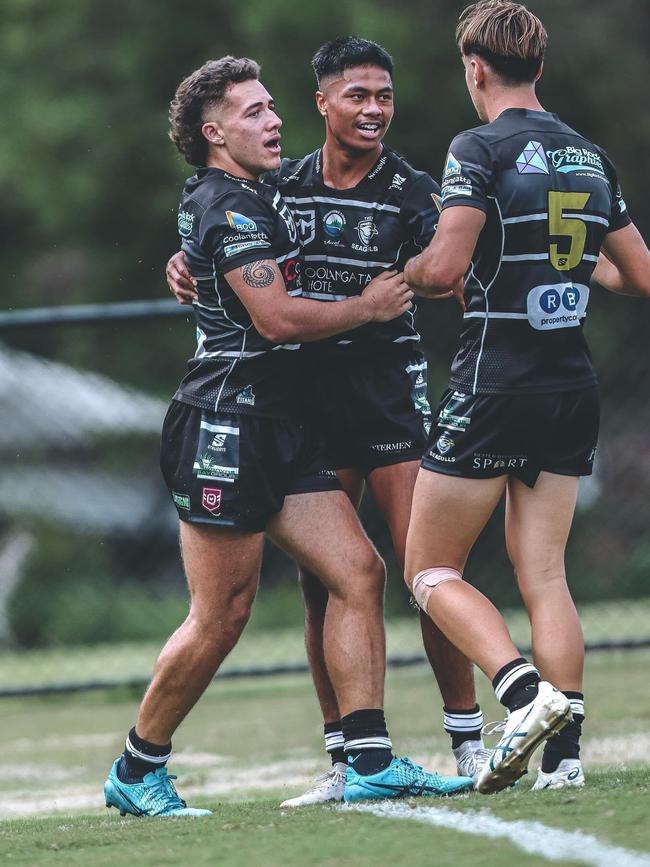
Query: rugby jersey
274 147 441 358
174 168 302 418
439 108 630 394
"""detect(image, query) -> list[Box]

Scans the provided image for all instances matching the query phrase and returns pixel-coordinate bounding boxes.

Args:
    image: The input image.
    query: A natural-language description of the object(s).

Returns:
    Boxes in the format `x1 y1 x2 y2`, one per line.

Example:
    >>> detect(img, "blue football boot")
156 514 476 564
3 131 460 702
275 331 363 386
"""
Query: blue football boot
104 759 212 817
344 755 473 802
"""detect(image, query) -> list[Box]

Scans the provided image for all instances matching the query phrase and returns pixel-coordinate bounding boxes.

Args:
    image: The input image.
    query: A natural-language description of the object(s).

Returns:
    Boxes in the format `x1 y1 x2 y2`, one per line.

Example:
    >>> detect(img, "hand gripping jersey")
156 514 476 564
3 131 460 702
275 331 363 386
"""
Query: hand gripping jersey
440 108 631 394
173 168 302 418
275 147 442 358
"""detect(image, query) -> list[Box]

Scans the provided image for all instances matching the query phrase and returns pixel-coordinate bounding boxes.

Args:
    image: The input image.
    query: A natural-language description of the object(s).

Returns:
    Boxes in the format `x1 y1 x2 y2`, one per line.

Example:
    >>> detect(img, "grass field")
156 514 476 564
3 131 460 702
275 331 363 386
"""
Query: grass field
2 649 650 866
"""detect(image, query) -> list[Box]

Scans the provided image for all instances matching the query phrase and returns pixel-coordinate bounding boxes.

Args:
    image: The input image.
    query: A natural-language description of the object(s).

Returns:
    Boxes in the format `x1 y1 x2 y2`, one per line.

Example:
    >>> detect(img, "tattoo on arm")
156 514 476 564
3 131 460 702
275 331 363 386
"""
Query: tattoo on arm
242 260 275 288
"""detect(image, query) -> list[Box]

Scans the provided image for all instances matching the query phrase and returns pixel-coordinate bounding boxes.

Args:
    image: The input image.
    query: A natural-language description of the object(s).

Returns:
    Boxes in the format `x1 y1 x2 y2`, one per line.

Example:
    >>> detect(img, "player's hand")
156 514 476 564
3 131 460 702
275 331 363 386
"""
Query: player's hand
413 277 465 310
166 251 197 305
362 270 414 322
451 275 466 312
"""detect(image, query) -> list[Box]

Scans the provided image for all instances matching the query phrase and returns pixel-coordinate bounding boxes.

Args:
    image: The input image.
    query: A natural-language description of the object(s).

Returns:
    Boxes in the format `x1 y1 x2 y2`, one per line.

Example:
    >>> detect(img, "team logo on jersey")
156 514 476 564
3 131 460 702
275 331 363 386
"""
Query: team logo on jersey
390 173 407 190
444 151 461 177
294 209 316 245
201 487 222 516
545 146 605 176
323 210 346 236
236 385 255 406
226 211 258 232
526 282 590 330
516 141 549 175
178 209 195 237
436 434 455 455
355 218 379 246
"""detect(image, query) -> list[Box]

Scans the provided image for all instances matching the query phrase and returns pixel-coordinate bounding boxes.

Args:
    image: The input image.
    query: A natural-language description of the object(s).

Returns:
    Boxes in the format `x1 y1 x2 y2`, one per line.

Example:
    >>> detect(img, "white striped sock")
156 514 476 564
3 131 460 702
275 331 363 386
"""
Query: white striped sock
568 698 585 718
494 662 539 703
444 707 484 735
325 730 345 753
344 736 393 752
125 736 172 765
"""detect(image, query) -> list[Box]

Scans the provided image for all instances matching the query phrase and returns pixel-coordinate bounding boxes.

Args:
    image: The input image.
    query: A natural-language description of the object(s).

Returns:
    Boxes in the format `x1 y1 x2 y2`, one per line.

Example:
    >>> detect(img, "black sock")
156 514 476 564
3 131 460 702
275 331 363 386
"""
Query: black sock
492 658 540 712
444 705 484 749
542 692 584 772
117 727 172 783
341 708 393 775
324 721 346 766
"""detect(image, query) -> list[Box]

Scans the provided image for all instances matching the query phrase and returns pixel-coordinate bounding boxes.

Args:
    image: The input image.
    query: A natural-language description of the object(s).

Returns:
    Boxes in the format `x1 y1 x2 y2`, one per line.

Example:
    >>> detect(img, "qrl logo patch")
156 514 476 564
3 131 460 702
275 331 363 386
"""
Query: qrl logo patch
202 487 223 516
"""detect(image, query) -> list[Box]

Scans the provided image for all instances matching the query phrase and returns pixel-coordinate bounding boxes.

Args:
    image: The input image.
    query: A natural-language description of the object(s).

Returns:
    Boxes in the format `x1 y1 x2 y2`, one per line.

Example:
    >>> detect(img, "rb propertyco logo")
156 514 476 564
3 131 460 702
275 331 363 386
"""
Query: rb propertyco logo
202 487 222 516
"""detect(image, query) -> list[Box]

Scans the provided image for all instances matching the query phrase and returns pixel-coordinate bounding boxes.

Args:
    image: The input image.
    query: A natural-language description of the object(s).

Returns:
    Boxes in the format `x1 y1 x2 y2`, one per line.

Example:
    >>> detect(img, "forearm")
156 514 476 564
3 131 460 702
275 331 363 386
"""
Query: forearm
591 253 627 295
404 252 460 298
279 295 373 342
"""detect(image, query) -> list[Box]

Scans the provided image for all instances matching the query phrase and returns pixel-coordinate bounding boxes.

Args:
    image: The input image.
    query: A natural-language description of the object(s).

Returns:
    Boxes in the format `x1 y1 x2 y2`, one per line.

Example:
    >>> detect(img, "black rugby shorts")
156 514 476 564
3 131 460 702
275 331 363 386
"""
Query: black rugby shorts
421 386 600 487
301 348 431 474
160 400 340 532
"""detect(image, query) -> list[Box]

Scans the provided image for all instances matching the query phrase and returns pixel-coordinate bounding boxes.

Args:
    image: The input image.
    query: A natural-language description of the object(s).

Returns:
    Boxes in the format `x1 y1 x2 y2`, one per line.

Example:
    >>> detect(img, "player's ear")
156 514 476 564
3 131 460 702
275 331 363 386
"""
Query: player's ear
202 120 225 146
315 90 327 118
472 57 486 88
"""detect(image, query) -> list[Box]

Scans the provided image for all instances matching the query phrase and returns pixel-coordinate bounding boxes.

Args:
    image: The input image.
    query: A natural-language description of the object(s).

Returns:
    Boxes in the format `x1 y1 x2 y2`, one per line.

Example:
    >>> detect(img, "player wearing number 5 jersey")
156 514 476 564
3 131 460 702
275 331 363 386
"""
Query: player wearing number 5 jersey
404 0 650 795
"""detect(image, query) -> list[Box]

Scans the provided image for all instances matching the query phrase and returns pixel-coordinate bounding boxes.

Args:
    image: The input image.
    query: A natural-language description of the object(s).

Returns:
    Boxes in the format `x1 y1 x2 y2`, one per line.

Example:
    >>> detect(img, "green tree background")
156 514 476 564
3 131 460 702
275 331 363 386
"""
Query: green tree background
1 1 649 646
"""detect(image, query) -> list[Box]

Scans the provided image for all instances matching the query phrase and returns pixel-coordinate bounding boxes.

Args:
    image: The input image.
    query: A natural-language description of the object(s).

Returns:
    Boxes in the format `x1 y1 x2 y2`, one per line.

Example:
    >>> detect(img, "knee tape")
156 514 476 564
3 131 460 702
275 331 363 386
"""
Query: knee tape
412 567 462 611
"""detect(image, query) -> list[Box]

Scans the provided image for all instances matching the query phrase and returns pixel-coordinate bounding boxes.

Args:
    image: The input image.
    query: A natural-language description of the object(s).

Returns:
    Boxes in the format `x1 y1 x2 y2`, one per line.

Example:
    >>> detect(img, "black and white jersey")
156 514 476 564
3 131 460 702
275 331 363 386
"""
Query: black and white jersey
274 147 441 358
440 108 631 395
174 168 302 418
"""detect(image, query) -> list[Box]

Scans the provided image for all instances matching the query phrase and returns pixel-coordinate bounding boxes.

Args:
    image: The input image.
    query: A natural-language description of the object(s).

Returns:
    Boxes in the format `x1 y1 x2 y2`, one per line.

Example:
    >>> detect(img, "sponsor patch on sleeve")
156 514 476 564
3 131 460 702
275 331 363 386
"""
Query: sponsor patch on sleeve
441 185 473 199
226 211 258 232
224 239 272 257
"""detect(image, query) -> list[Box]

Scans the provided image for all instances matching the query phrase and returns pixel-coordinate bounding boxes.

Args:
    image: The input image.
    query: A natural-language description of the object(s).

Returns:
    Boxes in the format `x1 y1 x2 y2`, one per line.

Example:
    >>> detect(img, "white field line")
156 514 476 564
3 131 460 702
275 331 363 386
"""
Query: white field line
347 802 650 867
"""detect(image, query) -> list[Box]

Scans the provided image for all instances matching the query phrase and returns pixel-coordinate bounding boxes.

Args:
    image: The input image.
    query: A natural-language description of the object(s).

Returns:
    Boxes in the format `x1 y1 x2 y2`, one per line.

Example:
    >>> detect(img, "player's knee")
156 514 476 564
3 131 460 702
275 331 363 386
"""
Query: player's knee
359 549 386 596
330 548 385 605
409 567 463 611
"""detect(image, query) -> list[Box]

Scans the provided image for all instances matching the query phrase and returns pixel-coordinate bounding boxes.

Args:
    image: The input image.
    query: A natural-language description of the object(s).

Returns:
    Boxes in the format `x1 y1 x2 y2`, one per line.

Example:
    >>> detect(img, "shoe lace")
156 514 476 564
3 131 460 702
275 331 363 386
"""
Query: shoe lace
148 770 187 810
312 766 346 789
461 747 493 774
482 719 507 737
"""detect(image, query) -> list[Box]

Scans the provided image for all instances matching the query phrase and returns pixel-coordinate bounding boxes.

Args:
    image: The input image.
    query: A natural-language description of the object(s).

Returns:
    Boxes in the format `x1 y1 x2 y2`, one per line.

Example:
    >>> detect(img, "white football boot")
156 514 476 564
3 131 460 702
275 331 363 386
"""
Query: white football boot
532 758 585 790
477 681 571 794
280 762 347 807
453 740 494 787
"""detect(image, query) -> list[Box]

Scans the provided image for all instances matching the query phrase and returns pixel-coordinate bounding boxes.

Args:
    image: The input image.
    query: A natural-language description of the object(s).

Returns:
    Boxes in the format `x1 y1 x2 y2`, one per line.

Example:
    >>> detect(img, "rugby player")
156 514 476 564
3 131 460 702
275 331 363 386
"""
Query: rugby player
167 38 487 806
403 0 650 794
104 56 472 817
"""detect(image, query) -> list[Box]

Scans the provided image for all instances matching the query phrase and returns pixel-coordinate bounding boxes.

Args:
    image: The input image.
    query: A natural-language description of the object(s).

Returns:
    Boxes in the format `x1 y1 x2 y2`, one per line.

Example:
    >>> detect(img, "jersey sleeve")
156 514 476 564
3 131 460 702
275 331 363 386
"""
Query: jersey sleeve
198 189 276 272
439 131 493 213
600 152 632 233
399 173 442 258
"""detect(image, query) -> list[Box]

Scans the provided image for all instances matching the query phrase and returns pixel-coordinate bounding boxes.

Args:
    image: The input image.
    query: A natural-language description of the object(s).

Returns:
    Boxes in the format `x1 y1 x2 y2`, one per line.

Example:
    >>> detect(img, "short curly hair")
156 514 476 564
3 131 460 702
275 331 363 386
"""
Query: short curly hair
169 56 261 167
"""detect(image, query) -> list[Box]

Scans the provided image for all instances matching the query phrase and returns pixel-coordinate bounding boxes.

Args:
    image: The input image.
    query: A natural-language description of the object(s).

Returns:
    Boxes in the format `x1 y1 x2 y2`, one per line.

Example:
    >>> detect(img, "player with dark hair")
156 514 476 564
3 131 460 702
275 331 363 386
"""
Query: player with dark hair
167 37 487 806
404 0 650 794
104 56 471 817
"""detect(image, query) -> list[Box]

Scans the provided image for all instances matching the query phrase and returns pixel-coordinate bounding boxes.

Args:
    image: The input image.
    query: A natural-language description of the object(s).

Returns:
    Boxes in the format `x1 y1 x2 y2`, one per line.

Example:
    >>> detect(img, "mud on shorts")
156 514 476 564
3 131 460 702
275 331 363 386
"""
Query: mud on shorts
301 348 432 475
421 386 599 487
160 400 341 532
